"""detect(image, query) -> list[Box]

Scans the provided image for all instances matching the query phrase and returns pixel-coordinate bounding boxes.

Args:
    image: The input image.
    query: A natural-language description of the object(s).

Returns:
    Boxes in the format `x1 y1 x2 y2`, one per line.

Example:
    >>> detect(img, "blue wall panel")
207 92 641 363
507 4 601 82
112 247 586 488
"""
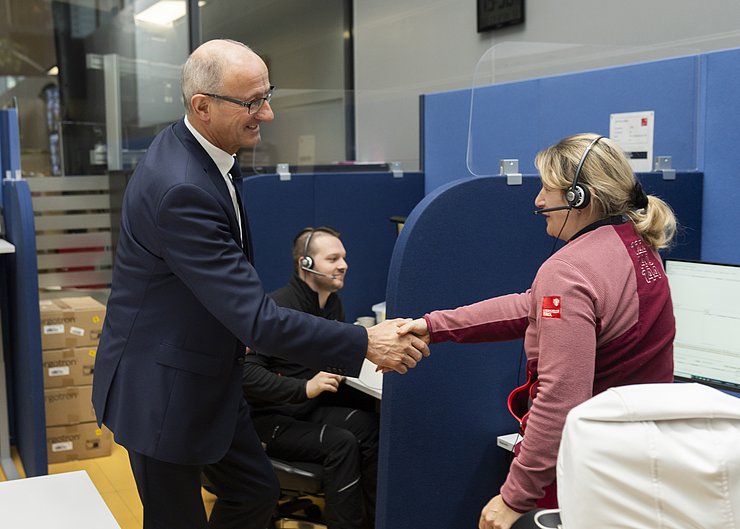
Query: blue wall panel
700 48 740 264
425 55 700 196
2 180 47 477
241 172 424 322
380 175 550 529
241 173 316 294
314 172 424 322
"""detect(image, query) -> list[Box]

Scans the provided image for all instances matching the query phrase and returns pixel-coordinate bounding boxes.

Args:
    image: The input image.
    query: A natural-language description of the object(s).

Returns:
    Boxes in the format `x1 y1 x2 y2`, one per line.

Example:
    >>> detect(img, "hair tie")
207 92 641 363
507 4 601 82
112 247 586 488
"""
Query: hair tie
631 181 649 209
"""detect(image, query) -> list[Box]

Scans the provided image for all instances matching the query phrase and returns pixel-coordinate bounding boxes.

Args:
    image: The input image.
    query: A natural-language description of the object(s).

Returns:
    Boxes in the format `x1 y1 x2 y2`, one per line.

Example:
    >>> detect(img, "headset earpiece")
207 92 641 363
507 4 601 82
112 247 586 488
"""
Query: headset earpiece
300 255 314 269
300 230 316 270
566 184 591 209
567 136 602 210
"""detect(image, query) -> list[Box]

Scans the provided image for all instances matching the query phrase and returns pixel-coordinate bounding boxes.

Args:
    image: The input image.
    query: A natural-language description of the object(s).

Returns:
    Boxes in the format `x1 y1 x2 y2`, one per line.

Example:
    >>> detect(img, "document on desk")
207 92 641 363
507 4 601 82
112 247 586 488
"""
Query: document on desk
346 358 383 399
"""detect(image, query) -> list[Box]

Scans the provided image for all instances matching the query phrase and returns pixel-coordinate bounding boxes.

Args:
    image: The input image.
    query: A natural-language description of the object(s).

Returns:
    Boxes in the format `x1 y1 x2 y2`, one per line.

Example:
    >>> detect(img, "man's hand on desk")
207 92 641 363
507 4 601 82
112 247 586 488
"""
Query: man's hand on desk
306 371 344 399
366 318 430 374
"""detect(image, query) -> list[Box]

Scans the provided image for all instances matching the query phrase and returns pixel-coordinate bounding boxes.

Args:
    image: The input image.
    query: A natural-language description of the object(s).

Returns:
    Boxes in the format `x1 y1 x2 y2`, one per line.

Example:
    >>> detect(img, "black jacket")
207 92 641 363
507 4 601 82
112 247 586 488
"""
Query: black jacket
242 274 345 418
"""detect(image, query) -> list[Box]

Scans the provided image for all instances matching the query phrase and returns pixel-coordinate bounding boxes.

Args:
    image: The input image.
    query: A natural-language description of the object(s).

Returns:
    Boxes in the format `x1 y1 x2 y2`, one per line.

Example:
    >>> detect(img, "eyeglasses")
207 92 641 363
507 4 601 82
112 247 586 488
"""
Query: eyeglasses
202 86 275 115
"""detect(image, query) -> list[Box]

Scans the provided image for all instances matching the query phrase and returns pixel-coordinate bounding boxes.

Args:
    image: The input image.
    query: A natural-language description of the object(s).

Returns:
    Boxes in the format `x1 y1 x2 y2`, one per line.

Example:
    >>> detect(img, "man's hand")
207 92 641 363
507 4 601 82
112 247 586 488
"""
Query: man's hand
396 318 430 343
306 371 344 399
479 495 521 529
366 318 430 374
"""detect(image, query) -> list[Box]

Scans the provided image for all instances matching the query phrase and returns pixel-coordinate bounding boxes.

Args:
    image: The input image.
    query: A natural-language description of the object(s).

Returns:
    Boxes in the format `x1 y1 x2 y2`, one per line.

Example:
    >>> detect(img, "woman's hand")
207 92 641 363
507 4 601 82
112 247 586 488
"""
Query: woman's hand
396 317 430 343
479 495 522 529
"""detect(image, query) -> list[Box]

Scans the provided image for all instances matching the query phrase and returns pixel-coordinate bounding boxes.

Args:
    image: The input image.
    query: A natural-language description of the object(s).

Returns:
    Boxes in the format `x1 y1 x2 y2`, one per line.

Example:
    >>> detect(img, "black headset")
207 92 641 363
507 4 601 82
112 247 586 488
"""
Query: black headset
533 135 604 215
299 229 316 270
566 135 604 210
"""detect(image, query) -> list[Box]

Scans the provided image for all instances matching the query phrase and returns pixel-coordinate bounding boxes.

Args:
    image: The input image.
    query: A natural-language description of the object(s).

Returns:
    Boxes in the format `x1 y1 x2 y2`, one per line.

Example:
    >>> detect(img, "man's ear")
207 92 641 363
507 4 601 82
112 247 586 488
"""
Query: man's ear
190 94 211 122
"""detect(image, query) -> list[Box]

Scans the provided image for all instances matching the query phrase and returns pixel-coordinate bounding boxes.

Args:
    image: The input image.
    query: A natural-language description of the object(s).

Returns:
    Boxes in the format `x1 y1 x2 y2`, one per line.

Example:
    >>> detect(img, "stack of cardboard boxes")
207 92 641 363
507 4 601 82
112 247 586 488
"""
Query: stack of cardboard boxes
39 297 112 464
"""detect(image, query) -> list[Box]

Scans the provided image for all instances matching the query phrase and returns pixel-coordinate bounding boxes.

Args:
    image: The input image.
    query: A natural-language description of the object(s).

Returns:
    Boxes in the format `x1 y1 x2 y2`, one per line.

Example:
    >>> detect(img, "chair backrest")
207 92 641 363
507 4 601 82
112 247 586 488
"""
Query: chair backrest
557 383 740 529
270 458 324 497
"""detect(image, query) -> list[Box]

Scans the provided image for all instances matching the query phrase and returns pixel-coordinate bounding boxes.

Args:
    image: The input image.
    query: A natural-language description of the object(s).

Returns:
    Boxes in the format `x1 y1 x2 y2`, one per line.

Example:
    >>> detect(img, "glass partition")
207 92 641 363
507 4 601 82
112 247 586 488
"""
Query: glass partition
0 0 189 177
201 0 357 174
467 41 701 177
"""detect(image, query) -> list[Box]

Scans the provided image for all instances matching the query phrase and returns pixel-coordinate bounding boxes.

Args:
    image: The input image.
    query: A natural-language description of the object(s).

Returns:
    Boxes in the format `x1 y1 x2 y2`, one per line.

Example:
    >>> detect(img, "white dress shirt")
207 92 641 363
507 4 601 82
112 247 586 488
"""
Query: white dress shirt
183 116 243 243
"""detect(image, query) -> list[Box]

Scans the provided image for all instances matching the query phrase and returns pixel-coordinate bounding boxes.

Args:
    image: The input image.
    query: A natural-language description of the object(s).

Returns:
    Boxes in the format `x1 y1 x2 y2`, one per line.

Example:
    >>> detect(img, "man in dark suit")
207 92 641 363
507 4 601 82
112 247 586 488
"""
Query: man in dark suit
91 39 429 529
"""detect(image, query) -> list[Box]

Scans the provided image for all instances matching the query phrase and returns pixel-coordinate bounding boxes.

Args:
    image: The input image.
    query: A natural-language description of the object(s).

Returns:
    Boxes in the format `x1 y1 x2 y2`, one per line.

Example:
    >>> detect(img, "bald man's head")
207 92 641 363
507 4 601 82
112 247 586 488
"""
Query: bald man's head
181 39 262 114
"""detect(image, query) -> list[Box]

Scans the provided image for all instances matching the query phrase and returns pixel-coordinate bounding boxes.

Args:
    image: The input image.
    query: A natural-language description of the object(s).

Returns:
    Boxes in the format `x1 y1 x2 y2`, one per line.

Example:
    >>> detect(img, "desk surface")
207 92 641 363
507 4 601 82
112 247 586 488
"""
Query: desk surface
345 358 383 399
0 470 121 528
0 238 15 254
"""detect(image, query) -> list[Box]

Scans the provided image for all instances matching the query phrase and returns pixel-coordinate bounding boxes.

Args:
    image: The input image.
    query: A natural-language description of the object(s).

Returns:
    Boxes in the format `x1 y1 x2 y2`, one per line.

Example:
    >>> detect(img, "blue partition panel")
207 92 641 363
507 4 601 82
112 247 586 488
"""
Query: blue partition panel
380 175 547 529
424 46 740 266
378 171 702 529
424 55 700 194
242 172 424 322
640 171 703 261
0 109 24 205
701 48 740 265
2 179 47 477
241 173 316 292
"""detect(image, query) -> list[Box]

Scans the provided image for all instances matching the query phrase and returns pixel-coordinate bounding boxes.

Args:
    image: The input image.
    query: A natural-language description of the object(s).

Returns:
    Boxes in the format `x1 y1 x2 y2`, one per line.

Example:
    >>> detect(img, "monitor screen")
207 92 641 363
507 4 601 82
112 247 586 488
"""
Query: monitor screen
665 259 740 392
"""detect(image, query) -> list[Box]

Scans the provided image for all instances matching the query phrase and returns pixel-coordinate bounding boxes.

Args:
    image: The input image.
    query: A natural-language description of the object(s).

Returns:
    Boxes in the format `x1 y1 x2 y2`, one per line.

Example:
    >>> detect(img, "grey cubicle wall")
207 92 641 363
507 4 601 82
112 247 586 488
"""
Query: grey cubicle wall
240 171 424 322
379 172 702 529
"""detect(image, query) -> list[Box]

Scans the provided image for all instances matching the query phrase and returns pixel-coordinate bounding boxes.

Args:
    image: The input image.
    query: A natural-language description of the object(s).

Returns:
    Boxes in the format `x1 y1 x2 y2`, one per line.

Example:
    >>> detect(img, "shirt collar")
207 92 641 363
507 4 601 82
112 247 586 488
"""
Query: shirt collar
289 273 339 317
569 215 627 242
183 115 236 178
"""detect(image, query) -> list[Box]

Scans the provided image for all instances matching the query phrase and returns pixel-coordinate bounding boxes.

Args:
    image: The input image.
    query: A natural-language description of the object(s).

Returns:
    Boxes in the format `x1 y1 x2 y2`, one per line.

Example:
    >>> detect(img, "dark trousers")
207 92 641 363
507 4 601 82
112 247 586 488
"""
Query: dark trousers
128 405 280 529
253 406 379 529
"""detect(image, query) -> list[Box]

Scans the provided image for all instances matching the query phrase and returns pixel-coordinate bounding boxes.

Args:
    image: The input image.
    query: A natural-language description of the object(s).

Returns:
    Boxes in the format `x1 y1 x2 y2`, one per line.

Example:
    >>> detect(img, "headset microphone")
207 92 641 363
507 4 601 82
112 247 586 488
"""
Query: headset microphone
533 204 571 215
300 266 336 279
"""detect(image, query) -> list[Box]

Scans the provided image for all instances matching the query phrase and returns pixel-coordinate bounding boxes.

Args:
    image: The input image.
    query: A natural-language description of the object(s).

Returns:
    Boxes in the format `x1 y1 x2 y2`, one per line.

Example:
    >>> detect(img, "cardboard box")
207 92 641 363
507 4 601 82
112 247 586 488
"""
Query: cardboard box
44 385 96 427
42 346 96 388
39 297 106 350
46 422 112 464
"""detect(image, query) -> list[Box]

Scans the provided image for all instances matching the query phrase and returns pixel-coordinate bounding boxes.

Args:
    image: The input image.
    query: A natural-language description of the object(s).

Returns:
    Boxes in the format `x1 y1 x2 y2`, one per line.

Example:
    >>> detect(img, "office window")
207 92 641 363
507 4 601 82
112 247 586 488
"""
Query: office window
0 0 190 176
200 0 353 172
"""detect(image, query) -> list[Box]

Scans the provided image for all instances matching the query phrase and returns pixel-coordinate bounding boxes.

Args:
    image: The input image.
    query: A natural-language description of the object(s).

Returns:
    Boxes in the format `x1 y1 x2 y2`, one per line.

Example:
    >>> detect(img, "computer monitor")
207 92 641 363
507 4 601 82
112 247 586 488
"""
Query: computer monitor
665 259 740 393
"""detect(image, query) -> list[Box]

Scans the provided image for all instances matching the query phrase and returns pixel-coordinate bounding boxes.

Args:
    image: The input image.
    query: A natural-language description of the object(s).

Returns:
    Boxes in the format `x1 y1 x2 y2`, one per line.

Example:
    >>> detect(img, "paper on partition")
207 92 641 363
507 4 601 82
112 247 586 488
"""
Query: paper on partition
609 110 655 172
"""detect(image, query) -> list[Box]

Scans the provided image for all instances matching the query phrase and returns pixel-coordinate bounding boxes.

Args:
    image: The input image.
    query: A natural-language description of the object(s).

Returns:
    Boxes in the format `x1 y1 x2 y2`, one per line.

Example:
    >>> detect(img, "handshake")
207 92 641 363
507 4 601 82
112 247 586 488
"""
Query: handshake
365 318 431 375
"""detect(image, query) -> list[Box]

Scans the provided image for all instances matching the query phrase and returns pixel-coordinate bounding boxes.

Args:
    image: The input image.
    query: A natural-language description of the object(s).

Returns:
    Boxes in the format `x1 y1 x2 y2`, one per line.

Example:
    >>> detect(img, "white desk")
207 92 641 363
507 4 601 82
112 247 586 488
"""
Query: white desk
497 432 522 452
0 237 18 480
0 470 121 528
0 238 14 254
345 359 383 400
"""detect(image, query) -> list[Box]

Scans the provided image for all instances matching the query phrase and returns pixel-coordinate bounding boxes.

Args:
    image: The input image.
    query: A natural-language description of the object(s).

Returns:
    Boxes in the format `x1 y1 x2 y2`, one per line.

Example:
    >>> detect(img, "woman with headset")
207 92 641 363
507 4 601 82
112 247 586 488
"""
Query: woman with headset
398 133 678 529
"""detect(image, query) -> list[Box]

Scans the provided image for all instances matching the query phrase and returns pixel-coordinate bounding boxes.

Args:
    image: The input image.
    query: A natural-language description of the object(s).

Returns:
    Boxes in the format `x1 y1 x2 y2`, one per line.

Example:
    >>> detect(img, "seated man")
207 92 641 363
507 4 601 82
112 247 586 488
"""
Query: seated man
243 226 379 529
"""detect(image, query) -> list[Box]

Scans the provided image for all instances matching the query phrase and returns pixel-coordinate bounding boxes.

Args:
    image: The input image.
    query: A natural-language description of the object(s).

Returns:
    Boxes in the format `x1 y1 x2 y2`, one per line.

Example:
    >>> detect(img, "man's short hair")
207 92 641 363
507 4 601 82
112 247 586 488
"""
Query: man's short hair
292 226 341 269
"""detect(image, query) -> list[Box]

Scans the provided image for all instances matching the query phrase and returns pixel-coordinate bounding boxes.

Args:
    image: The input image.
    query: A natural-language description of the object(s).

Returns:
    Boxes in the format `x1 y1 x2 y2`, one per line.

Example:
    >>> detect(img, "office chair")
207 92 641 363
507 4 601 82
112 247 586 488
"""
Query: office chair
200 458 326 529
271 458 326 529
551 383 740 529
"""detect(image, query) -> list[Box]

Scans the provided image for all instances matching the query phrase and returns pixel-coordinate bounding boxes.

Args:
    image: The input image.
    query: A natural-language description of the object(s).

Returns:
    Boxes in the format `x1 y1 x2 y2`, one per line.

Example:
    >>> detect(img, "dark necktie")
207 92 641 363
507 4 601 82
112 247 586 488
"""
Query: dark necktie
230 160 254 263
230 159 242 181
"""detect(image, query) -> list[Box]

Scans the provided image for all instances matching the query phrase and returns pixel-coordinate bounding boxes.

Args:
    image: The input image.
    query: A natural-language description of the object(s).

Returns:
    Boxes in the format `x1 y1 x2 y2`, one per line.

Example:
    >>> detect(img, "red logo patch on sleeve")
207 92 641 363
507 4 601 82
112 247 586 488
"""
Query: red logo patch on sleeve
542 296 561 319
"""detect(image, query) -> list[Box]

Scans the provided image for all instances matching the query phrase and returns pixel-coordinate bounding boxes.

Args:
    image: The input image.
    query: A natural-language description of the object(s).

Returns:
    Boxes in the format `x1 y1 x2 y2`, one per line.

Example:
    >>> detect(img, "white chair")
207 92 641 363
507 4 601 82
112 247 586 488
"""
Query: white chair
553 383 740 529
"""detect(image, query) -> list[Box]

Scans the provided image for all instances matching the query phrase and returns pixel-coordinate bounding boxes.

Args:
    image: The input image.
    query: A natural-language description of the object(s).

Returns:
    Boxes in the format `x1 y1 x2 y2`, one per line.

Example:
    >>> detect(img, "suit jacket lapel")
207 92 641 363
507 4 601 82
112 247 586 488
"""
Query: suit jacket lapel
172 119 244 248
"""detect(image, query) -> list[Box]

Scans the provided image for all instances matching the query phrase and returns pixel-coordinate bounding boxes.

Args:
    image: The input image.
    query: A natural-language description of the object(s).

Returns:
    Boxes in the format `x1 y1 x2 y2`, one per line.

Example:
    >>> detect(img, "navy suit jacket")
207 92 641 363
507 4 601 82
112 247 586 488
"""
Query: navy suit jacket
92 119 367 465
